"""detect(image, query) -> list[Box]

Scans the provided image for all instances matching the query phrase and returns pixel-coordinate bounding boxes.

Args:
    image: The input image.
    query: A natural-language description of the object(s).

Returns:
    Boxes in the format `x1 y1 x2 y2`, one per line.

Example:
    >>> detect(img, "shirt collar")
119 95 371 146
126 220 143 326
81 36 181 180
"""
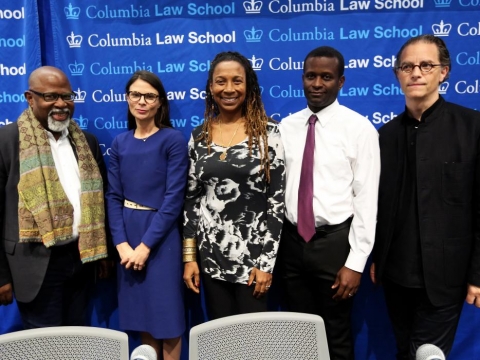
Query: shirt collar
45 127 69 141
305 100 339 128
421 96 444 123
402 96 444 124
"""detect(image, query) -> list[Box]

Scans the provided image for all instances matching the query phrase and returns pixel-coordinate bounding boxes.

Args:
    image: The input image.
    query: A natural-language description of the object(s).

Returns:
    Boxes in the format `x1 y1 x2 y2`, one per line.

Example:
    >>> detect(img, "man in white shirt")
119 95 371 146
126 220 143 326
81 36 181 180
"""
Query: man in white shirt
0 66 109 329
278 46 380 360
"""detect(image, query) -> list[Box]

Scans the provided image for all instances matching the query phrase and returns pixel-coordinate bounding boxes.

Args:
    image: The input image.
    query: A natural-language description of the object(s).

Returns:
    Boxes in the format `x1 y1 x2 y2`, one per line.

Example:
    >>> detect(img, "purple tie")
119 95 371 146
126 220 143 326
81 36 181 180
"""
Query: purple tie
297 114 317 242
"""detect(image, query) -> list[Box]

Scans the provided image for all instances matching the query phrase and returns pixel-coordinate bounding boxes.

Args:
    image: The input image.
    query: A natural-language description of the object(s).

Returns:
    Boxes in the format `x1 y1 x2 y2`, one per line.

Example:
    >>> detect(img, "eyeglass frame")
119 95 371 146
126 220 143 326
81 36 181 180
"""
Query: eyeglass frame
28 89 76 102
126 91 160 104
395 62 443 74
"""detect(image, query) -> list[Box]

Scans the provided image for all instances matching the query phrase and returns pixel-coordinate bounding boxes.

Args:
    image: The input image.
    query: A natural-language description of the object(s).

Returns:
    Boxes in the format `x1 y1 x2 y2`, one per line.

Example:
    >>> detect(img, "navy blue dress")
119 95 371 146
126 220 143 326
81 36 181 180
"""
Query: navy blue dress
106 128 188 339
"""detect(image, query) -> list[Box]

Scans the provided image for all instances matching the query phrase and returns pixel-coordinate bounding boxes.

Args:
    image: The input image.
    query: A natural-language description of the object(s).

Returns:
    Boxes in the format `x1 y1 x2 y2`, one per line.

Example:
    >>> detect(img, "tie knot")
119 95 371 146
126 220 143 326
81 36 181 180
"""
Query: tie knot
308 114 317 125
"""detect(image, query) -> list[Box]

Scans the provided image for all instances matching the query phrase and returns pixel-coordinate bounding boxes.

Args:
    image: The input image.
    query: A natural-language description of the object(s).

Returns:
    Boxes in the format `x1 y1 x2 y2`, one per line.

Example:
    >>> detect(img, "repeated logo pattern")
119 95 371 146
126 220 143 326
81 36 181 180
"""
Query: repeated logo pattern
2 0 479 137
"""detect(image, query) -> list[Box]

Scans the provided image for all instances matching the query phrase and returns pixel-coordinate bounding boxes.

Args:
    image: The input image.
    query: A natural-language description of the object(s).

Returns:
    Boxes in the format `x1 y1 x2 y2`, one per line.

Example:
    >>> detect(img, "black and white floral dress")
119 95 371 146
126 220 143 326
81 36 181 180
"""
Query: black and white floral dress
183 121 285 284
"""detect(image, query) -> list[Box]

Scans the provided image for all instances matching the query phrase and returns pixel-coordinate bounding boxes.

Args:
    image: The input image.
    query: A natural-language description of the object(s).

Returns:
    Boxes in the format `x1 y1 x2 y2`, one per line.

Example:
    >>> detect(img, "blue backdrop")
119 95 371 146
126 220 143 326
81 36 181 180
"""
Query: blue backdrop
1 0 480 358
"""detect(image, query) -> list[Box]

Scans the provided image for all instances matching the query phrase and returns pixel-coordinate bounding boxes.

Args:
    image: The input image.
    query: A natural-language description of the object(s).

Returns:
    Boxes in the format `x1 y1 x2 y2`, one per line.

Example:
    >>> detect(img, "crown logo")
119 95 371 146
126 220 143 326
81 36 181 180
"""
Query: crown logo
67 32 83 48
64 3 81 19
432 20 451 36
433 0 451 7
249 55 264 71
68 61 84 76
73 87 86 103
244 27 263 42
438 82 449 94
244 0 262 13
74 115 88 129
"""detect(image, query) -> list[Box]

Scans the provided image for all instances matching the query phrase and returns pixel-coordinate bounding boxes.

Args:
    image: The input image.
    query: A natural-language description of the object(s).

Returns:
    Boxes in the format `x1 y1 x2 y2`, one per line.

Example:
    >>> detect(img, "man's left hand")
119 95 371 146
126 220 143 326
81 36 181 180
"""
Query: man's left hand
332 266 362 301
97 259 114 279
0 283 13 306
466 283 480 308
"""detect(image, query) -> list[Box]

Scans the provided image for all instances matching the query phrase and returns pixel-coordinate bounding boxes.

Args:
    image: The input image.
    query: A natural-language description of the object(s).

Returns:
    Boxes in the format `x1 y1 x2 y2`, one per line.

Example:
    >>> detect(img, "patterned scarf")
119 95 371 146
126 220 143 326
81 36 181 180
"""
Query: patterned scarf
17 107 107 263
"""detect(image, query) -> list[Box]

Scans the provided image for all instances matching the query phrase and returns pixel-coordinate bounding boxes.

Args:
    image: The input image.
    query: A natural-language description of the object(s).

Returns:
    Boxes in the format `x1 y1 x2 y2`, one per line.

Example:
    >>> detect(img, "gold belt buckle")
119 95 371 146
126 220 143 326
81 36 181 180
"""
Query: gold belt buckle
124 199 155 211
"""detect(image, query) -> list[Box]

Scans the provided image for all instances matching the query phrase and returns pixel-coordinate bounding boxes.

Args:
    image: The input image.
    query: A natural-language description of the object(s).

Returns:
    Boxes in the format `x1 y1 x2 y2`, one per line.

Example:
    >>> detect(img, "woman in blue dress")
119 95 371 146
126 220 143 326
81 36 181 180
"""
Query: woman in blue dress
106 70 188 360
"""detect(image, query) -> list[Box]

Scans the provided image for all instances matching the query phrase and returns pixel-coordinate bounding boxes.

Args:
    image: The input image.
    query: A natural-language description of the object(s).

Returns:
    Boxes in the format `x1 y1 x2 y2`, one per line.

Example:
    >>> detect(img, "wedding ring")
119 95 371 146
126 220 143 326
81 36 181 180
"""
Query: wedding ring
348 293 354 297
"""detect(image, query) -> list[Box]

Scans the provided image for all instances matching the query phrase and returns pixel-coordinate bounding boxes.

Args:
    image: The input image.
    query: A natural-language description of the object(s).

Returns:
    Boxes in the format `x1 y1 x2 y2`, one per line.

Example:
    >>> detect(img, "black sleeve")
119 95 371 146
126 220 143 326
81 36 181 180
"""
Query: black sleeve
0 128 13 287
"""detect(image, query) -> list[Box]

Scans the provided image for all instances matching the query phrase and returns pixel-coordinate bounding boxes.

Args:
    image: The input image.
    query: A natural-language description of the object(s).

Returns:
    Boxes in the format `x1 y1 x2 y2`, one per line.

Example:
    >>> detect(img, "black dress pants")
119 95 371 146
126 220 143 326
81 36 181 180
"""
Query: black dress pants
278 219 354 360
383 279 464 360
202 275 268 320
16 241 94 329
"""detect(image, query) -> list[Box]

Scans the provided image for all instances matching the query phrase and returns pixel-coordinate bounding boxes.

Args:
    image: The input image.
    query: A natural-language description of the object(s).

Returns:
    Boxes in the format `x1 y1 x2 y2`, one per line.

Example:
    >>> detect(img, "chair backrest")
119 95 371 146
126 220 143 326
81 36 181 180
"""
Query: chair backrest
189 311 330 360
0 326 129 360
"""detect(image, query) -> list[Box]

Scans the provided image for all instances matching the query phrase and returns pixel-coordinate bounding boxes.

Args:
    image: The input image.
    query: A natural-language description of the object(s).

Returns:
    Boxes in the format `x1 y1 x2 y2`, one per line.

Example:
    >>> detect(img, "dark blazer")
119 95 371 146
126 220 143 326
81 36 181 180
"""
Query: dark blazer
373 97 480 306
0 122 107 303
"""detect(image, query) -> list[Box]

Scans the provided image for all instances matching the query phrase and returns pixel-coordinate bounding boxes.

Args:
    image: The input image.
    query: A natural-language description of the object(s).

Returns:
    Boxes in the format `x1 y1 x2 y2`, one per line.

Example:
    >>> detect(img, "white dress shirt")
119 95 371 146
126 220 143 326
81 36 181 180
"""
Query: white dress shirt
47 129 81 241
279 100 380 272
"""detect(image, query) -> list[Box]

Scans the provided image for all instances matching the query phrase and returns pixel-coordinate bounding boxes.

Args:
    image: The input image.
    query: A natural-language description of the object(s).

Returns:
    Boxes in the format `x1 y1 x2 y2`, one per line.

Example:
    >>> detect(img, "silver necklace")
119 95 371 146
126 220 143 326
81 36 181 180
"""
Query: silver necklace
219 119 242 161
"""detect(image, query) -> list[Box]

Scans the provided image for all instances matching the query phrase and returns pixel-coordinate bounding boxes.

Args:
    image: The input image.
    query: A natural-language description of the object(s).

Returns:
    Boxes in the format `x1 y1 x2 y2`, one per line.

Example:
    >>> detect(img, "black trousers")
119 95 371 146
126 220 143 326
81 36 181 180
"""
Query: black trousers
278 219 354 360
202 275 268 320
383 279 464 360
16 241 94 329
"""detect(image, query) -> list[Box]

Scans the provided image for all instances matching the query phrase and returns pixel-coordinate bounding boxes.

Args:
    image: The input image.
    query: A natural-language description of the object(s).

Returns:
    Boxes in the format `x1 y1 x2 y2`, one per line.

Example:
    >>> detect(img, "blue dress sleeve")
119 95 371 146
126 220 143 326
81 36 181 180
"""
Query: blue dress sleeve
106 136 128 246
141 131 189 248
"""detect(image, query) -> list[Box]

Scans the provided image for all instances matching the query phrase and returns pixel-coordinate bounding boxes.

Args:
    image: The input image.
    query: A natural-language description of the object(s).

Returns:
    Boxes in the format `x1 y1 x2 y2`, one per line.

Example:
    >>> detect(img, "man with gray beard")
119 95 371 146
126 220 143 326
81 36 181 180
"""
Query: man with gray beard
0 66 110 328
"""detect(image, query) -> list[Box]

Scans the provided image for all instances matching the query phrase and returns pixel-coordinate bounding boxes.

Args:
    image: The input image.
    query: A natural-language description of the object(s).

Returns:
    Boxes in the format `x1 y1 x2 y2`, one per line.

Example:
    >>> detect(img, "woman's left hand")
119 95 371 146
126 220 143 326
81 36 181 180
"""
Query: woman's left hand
248 267 272 299
126 242 151 271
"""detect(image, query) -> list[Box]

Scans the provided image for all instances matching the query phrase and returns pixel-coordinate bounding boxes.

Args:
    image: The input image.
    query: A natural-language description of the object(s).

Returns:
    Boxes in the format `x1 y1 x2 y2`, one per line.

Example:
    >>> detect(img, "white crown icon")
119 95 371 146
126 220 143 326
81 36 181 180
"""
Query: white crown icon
74 115 88 129
244 27 263 42
432 20 451 37
64 3 81 19
73 88 86 103
67 32 83 47
249 55 264 71
433 0 451 7
244 0 262 14
438 82 449 94
69 61 84 76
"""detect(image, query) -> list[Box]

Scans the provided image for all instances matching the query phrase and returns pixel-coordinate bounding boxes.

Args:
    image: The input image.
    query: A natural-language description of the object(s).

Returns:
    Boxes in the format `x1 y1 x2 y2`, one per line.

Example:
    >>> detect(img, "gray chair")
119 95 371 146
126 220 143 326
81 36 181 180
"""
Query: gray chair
0 326 129 360
189 311 330 360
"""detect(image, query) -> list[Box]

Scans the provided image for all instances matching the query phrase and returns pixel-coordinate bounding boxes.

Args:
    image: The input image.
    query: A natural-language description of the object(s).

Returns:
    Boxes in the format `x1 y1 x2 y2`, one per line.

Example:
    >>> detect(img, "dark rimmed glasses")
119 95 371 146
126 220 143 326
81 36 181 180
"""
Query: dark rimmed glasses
396 62 442 74
126 91 159 104
28 89 76 102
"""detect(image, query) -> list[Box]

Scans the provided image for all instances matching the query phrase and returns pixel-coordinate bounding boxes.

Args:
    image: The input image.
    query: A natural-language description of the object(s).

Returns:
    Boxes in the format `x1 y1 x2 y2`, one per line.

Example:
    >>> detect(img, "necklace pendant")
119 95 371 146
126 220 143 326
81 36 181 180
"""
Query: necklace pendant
219 152 227 161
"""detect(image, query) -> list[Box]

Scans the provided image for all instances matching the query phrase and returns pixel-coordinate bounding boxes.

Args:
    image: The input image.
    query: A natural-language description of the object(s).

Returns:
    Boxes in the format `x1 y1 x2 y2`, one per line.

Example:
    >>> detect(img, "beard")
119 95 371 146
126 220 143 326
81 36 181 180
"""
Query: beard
47 109 71 133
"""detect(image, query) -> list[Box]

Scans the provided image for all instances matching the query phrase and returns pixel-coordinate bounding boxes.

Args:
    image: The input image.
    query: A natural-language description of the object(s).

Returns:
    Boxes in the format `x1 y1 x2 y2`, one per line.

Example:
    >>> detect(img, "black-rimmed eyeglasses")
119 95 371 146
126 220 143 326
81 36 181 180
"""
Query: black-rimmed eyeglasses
28 89 76 102
396 62 442 74
127 91 159 104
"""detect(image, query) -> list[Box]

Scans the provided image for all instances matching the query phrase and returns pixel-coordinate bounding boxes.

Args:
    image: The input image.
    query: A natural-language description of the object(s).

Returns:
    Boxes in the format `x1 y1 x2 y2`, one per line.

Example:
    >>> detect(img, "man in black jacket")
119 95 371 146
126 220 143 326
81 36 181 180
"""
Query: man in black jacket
371 35 480 359
0 66 109 328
